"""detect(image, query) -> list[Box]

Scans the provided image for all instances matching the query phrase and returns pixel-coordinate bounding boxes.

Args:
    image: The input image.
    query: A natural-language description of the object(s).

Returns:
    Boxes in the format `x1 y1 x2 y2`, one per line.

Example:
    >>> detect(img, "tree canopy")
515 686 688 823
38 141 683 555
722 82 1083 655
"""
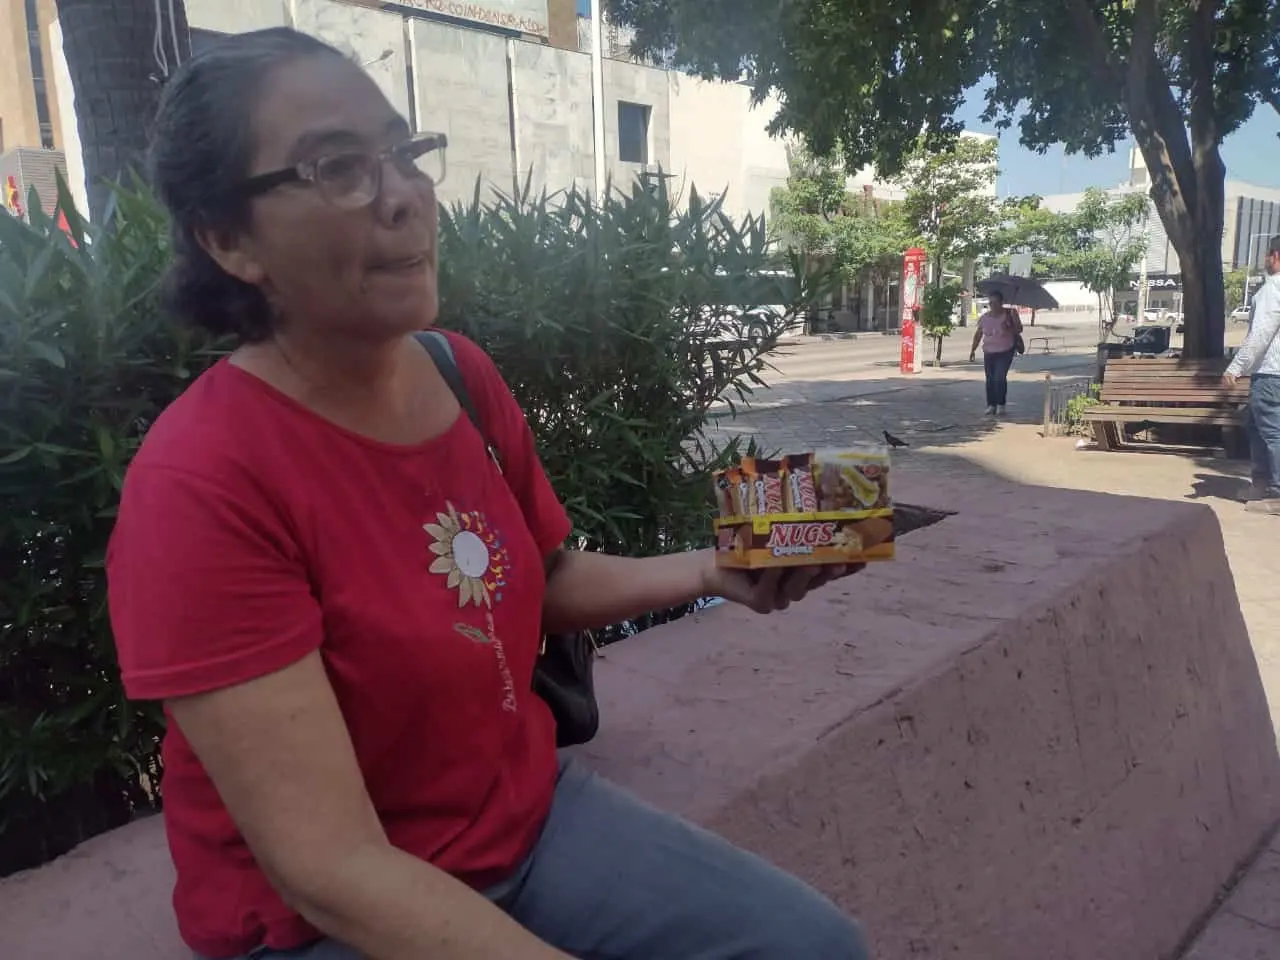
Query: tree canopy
894 135 1002 278
606 0 1280 358
769 146 914 290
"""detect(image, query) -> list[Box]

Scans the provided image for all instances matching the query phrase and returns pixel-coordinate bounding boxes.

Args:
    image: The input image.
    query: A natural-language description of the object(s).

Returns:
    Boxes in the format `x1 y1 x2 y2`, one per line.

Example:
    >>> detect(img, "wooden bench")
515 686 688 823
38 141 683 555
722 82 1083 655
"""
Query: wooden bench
1027 335 1066 354
1081 357 1251 451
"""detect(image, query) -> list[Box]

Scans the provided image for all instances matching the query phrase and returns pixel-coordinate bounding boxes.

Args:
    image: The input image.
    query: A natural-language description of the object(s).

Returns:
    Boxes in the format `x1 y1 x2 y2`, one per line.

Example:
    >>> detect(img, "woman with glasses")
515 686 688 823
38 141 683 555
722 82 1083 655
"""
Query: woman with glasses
106 28 870 960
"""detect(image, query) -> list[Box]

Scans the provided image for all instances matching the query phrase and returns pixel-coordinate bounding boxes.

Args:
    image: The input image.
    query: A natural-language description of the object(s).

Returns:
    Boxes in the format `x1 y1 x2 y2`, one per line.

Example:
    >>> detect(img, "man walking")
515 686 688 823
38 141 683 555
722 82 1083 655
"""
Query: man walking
1225 235 1280 514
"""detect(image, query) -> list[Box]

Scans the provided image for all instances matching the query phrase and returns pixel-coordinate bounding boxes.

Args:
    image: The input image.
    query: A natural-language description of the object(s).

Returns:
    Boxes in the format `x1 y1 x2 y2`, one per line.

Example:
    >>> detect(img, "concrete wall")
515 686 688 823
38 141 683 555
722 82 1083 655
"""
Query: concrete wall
414 21 515 205
667 75 790 220
544 0 578 51
47 19 84 215
579 475 1280 960
512 41 594 197
0 0 62 153
186 0 289 34
293 0 411 120
39 0 917 223
601 57 671 190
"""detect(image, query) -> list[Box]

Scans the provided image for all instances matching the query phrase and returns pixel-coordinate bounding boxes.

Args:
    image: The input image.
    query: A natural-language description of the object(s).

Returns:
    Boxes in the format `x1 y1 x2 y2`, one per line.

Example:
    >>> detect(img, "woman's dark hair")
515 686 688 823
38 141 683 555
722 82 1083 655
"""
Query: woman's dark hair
149 28 346 341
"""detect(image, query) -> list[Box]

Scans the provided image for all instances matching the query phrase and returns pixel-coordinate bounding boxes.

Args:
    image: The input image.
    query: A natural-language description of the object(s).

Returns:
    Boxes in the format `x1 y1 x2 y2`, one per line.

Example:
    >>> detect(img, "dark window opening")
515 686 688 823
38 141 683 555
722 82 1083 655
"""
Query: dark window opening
617 101 650 165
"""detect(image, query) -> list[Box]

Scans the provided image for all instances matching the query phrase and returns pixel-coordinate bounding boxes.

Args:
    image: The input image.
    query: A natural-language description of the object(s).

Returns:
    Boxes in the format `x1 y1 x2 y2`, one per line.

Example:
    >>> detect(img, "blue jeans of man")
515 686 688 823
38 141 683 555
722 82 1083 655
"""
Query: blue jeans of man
984 348 1015 407
1249 374 1280 497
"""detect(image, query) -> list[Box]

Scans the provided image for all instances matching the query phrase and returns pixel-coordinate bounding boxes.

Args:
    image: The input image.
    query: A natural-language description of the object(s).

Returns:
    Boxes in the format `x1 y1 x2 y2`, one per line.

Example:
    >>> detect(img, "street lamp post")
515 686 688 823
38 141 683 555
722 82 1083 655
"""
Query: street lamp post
1242 232 1275 312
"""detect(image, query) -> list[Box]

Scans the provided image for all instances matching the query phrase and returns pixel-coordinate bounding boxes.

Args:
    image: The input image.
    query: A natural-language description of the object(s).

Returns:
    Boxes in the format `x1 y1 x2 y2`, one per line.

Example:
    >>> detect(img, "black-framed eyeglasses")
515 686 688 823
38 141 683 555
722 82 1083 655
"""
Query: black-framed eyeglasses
238 132 448 210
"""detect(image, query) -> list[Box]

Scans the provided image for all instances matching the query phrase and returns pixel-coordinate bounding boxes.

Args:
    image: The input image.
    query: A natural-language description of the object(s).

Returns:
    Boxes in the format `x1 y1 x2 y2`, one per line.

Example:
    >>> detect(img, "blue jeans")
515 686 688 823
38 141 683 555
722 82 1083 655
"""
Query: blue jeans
1249 374 1280 497
205 761 868 960
983 348 1015 407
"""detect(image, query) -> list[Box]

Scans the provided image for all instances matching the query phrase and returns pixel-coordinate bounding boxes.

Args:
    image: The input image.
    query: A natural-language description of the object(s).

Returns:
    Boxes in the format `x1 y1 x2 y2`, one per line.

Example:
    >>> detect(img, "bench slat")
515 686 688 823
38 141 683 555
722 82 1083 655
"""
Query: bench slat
1082 406 1241 425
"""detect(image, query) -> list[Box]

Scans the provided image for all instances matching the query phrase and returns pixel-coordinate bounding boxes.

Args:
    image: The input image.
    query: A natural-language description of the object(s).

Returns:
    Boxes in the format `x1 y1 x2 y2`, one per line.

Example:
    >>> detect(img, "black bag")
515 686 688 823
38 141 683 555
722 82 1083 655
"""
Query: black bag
1008 308 1026 356
417 332 600 747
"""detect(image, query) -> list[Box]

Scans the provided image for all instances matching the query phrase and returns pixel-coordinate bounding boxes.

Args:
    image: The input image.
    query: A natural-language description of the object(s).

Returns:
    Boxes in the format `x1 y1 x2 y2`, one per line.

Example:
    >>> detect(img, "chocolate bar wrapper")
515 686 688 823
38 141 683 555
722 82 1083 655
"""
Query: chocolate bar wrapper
714 446 894 568
712 470 736 519
744 457 785 515
784 453 819 513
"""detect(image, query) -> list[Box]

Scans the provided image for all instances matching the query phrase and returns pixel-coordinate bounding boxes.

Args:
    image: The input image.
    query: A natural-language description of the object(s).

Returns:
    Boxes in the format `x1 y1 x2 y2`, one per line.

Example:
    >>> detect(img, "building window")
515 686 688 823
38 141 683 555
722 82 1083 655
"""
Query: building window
617 101 650 164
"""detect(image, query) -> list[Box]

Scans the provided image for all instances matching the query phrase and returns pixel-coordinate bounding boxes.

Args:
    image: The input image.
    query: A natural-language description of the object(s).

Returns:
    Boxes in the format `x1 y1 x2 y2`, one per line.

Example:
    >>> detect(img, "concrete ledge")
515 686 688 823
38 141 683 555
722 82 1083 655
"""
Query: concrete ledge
2 474 1277 960
578 474 1280 960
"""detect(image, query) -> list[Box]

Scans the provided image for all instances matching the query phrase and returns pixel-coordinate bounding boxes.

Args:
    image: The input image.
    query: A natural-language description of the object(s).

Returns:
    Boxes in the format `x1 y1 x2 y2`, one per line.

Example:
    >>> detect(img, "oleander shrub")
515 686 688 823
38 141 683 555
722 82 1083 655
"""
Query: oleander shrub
0 179 222 875
0 174 816 873
439 178 815 569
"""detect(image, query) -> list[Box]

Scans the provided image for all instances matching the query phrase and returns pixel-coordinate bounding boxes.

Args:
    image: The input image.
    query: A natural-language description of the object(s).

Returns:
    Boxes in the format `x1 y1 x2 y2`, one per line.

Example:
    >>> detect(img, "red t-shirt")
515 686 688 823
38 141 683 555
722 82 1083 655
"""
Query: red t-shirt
107 331 569 958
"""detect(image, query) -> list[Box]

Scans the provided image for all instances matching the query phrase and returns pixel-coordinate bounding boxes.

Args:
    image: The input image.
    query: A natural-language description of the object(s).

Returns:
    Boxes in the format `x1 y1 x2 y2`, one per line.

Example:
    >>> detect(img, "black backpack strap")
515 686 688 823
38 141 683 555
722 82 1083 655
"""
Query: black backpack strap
414 331 503 470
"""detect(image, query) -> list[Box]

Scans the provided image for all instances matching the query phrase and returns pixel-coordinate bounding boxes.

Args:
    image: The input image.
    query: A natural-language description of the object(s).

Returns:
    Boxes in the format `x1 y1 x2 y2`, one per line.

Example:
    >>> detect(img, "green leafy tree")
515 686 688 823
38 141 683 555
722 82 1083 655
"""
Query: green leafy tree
1224 268 1248 314
1049 189 1150 327
605 0 1280 358
893 136 1001 357
896 136 1002 285
769 145 914 321
997 197 1075 276
920 281 963 364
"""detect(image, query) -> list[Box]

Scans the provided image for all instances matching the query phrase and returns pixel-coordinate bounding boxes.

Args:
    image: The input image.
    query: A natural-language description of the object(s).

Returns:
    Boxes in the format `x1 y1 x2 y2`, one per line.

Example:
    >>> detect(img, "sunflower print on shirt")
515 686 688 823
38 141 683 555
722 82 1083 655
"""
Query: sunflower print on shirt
424 502 511 608
425 501 519 712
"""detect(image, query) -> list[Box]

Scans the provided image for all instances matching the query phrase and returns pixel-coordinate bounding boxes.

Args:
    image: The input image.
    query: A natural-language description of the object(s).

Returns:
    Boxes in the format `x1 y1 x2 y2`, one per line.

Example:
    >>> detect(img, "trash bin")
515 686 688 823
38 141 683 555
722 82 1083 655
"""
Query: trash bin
1096 341 1128 382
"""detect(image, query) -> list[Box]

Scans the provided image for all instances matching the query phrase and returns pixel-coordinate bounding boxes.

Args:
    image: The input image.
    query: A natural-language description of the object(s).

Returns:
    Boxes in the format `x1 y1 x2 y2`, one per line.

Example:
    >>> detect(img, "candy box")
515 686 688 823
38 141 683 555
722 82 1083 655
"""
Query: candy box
713 447 894 569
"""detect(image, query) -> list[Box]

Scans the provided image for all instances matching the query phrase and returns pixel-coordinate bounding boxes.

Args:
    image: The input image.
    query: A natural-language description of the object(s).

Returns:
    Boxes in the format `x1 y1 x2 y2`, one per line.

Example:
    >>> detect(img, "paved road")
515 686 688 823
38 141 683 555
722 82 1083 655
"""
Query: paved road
707 314 1100 456
747 313 1102 412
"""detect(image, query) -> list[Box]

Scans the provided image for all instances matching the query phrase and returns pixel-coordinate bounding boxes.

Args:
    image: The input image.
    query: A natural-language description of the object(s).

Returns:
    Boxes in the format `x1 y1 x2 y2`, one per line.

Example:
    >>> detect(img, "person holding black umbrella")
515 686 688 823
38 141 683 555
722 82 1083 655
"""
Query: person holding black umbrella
969 291 1024 415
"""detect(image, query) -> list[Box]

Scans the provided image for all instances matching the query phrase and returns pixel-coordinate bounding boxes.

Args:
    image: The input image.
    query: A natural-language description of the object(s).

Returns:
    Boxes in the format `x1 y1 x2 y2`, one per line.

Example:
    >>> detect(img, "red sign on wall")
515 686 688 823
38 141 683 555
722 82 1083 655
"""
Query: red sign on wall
4 175 23 219
900 246 927 374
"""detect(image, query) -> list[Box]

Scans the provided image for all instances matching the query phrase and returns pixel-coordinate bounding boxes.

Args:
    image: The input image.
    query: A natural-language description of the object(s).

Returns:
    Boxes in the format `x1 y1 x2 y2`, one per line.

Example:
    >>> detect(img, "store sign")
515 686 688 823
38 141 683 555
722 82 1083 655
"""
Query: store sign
1129 273 1182 291
391 0 548 36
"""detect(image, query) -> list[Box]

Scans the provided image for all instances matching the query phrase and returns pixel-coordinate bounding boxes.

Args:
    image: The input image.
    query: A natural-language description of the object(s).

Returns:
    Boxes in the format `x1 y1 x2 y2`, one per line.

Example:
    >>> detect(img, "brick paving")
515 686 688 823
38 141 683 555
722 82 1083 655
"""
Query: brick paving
708 353 1280 960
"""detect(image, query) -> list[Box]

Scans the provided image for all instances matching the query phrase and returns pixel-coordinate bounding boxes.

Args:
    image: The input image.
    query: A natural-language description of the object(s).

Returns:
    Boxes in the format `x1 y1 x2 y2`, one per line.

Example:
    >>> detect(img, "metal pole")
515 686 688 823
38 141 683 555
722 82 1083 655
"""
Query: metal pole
590 0 607 200
1136 214 1150 321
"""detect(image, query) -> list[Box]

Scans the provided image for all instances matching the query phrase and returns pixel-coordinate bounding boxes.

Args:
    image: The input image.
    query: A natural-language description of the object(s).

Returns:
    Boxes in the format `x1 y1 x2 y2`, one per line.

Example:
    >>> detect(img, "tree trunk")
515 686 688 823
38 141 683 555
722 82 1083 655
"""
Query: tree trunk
1066 0 1227 359
1119 0 1225 358
55 0 189 222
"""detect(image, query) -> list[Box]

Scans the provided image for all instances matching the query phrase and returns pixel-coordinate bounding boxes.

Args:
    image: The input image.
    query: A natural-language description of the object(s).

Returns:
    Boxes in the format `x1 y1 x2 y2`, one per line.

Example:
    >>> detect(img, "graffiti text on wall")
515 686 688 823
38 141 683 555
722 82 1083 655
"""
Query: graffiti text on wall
393 0 549 36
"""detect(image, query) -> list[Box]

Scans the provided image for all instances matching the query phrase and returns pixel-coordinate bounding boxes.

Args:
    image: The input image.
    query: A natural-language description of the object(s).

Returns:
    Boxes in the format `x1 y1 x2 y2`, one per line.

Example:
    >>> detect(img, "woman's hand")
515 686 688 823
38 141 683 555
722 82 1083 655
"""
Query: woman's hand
701 558 863 615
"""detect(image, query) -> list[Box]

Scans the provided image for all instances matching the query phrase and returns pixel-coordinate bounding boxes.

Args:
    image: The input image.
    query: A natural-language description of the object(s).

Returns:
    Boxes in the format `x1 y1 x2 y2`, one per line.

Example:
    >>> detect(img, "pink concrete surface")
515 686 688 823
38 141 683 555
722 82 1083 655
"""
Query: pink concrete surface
576 473 1280 960
1 473 1277 960
0 815 178 959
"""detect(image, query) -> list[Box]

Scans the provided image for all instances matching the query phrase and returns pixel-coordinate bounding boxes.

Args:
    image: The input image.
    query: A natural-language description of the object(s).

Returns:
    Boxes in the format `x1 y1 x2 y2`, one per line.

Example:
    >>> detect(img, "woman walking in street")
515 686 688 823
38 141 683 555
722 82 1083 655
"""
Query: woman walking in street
969 291 1023 415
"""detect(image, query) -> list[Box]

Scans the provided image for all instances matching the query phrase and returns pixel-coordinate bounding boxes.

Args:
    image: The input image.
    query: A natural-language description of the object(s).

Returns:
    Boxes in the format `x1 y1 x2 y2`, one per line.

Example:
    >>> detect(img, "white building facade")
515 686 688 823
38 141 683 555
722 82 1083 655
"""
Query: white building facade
46 0 920 228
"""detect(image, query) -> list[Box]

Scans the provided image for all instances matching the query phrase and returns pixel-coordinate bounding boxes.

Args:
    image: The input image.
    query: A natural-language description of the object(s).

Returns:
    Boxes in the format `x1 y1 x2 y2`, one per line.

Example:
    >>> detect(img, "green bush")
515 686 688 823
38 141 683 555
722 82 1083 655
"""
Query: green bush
0 175 813 873
0 180 219 875
919 281 961 364
439 179 806 581
1064 383 1102 434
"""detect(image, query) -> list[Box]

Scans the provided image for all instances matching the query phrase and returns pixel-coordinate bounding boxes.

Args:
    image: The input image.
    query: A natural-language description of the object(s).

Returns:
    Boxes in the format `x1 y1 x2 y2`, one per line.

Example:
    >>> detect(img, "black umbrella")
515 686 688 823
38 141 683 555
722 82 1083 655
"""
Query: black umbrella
976 274 1060 311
